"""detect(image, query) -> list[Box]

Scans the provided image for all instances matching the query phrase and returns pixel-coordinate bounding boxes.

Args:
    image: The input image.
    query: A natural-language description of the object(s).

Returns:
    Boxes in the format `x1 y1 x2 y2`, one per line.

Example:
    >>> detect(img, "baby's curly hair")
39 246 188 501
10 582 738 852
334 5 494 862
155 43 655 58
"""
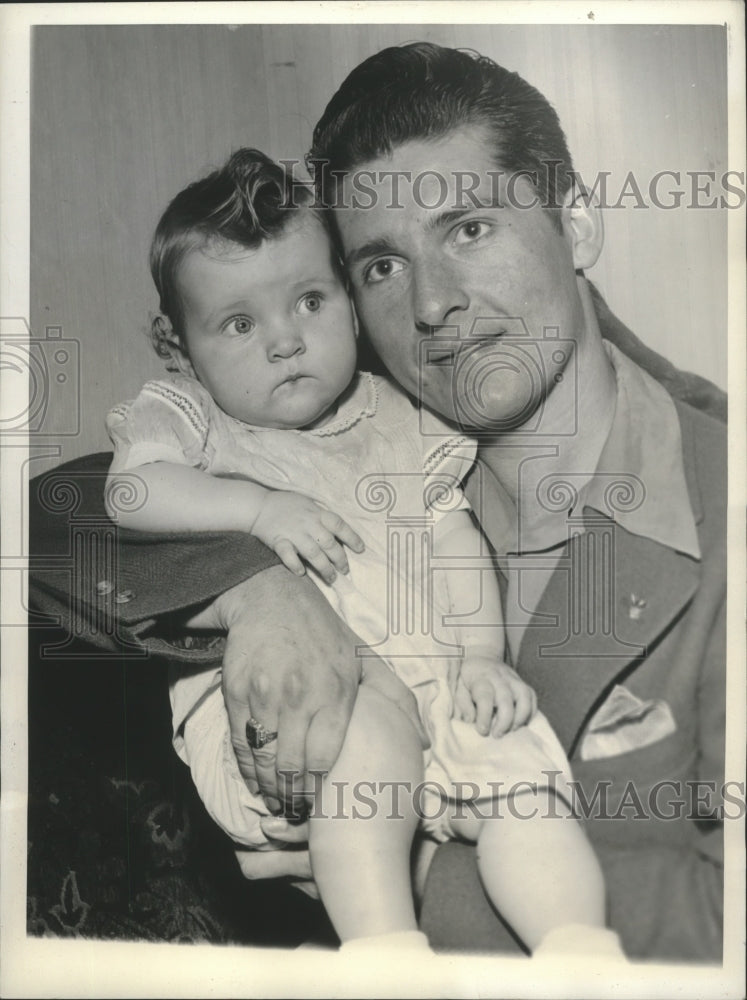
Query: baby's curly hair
149 148 312 359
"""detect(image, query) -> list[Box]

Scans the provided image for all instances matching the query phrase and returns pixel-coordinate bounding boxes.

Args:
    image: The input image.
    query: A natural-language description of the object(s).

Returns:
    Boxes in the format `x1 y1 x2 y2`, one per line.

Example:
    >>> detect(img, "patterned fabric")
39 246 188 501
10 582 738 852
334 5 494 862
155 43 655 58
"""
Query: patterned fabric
26 634 332 947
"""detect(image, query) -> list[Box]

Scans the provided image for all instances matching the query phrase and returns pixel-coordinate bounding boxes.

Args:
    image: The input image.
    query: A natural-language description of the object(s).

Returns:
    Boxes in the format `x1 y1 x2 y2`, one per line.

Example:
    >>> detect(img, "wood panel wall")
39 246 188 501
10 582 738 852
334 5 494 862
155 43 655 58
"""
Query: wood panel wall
30 23 728 473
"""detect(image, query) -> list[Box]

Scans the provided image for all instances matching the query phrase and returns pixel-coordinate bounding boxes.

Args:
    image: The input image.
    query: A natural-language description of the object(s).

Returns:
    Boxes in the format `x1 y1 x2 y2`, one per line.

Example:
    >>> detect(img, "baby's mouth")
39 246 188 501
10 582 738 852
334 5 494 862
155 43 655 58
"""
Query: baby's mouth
276 371 308 389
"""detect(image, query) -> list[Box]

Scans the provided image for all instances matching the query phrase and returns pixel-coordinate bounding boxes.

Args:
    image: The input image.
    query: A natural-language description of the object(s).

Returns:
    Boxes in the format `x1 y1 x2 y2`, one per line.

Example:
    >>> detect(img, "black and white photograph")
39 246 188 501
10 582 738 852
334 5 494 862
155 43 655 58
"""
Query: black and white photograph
1 2 745 997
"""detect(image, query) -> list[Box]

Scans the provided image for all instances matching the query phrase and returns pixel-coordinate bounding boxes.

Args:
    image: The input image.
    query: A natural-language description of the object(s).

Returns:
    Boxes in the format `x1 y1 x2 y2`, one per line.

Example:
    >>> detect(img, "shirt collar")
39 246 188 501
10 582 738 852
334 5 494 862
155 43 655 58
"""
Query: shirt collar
584 340 700 559
470 340 701 561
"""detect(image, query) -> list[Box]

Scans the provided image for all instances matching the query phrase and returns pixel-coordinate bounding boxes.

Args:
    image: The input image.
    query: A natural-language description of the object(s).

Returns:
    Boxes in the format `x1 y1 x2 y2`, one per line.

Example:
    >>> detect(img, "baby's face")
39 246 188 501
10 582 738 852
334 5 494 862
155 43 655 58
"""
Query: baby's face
174 213 358 428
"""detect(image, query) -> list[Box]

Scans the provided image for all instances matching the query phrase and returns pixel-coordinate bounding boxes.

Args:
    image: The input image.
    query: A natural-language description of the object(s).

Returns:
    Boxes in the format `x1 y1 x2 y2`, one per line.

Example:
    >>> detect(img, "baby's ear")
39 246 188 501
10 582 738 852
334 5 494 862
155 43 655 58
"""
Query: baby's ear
151 315 195 376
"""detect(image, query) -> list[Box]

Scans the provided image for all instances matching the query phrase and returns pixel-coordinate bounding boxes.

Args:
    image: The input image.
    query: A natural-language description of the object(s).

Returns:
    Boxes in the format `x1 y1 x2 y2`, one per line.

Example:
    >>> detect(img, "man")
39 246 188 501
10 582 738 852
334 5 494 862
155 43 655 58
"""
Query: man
226 42 726 960
30 43 726 960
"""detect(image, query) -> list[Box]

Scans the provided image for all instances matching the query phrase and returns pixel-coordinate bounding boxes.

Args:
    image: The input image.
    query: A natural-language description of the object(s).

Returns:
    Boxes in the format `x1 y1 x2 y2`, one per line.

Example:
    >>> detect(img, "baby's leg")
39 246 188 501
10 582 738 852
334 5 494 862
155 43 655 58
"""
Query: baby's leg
308 685 425 945
452 789 617 955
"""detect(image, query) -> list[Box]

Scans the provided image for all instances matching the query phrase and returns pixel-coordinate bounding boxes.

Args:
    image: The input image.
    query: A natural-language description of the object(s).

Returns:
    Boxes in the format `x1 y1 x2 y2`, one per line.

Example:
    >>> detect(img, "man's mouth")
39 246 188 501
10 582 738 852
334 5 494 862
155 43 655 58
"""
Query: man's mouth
425 332 507 366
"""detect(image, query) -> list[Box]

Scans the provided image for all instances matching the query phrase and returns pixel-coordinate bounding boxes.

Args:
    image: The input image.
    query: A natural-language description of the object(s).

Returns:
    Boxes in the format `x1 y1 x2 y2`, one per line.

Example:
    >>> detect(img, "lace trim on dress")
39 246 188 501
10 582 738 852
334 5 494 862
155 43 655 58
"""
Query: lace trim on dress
107 402 130 423
141 380 208 442
423 435 473 477
304 371 379 437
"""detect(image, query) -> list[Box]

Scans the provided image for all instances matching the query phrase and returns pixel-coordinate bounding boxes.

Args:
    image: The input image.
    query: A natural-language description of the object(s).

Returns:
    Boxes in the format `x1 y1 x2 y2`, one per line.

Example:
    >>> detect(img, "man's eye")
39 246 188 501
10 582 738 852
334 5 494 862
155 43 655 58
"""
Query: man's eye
299 292 323 314
453 220 491 245
363 258 405 284
225 316 254 335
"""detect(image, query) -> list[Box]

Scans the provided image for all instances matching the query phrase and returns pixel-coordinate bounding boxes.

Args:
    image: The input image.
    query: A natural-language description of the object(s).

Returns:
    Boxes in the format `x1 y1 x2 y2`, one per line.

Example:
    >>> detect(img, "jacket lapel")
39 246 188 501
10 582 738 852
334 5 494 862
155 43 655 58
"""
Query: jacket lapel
517 509 701 756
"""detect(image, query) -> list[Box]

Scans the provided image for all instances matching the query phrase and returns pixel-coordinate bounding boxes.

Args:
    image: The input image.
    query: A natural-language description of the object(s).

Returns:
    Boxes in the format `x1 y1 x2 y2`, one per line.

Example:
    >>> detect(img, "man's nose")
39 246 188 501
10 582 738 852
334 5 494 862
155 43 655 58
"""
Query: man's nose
412 257 469 332
267 324 305 360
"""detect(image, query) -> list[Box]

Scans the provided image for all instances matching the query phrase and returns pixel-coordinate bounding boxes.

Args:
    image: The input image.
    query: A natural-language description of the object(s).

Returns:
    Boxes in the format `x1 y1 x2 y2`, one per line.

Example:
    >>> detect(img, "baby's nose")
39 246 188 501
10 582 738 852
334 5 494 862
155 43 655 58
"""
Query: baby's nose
268 326 304 359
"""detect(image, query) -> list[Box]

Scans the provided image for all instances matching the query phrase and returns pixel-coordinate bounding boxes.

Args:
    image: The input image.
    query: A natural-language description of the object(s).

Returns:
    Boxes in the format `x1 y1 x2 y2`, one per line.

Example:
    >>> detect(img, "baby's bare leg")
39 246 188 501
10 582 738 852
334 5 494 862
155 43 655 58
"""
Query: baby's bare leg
309 685 425 944
452 789 617 954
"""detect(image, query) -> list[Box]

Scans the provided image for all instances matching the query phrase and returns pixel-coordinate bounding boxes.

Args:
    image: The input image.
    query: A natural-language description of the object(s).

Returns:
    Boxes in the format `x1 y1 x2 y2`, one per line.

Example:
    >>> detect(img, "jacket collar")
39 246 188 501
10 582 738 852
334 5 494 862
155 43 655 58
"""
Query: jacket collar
513 358 705 754
517 511 700 755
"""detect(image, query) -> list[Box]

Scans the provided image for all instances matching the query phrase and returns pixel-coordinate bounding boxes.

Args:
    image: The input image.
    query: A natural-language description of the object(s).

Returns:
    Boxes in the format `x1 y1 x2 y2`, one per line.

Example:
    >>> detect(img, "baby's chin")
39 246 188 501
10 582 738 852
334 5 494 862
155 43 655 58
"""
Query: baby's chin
295 377 358 430
298 397 340 430
264 393 341 431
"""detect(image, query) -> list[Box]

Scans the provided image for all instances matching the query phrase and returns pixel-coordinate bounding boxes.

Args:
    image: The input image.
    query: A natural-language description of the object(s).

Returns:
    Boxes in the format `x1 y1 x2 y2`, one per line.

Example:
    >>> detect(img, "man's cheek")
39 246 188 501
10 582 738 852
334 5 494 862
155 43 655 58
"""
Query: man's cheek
388 340 420 385
419 371 460 422
359 306 401 359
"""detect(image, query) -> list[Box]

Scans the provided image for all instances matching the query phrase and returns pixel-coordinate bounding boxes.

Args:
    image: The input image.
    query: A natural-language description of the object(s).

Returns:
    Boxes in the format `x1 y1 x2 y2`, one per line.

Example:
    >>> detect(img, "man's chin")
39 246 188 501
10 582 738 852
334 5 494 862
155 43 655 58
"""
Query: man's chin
448 390 544 434
418 361 544 433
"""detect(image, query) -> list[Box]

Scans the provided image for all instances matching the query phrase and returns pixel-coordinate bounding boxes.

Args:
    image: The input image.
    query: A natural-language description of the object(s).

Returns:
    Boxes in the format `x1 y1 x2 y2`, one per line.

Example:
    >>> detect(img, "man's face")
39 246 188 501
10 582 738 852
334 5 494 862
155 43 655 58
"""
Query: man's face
336 126 590 429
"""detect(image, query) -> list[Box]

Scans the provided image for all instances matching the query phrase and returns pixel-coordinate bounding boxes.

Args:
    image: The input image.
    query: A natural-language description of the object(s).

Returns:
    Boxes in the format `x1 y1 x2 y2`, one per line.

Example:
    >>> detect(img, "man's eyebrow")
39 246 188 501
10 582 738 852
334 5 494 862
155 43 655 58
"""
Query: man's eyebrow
427 202 501 231
345 237 397 269
426 208 472 233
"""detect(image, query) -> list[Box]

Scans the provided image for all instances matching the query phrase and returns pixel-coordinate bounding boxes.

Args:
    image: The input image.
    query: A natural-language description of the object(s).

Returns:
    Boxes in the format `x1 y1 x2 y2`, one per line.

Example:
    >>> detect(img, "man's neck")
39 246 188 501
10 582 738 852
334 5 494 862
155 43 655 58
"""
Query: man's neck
478 278 618 526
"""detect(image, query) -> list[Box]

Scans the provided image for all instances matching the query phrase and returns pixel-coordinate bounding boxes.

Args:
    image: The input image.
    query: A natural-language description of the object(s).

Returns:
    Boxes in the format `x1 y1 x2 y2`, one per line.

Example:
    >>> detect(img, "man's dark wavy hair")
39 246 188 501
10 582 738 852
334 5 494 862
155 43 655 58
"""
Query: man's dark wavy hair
149 148 312 355
308 42 575 228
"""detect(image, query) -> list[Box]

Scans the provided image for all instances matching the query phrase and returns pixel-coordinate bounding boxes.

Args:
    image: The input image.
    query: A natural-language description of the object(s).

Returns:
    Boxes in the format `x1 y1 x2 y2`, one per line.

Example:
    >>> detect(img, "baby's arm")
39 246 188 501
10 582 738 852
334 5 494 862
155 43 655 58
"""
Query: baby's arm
434 509 536 736
106 462 363 584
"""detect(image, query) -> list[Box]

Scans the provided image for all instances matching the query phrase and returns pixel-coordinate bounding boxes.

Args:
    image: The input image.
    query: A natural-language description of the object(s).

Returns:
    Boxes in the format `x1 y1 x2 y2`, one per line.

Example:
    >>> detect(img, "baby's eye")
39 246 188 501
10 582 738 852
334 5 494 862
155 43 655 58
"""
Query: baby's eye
225 316 254 336
453 220 491 245
299 292 323 314
363 258 405 285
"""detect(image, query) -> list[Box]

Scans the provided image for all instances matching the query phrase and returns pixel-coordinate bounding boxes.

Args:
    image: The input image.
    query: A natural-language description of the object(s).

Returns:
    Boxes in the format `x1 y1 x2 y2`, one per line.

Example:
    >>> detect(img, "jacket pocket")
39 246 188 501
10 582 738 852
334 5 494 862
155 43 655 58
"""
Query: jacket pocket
579 683 677 761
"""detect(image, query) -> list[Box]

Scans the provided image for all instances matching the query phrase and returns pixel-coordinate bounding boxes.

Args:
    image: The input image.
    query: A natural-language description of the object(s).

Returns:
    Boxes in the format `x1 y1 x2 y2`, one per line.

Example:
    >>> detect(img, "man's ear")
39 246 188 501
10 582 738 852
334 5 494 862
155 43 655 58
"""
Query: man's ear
152 315 195 377
562 185 604 270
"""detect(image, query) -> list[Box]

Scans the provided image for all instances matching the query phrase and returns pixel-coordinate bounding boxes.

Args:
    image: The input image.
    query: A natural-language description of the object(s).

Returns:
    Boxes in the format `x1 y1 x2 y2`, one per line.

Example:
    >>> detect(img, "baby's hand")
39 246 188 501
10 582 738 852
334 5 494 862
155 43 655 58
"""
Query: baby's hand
456 654 537 738
252 492 364 585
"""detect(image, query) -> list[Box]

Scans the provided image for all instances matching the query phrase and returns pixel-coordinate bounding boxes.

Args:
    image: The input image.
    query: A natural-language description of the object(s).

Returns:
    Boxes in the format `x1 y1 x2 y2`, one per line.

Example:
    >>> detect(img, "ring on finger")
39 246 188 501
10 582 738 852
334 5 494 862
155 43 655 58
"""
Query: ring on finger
246 717 279 750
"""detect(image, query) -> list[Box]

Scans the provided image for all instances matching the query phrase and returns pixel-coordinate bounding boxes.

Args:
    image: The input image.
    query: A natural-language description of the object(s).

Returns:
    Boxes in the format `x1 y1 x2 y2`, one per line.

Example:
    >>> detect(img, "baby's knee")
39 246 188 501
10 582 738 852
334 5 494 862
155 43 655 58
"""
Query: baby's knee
334 684 424 785
315 684 424 831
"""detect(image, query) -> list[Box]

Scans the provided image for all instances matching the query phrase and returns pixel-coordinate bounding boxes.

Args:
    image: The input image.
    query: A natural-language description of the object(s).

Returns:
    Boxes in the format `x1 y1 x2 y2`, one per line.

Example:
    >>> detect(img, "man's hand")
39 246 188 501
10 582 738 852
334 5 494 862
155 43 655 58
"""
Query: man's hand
252 492 365 585
235 816 317 899
187 566 428 812
458 654 537 737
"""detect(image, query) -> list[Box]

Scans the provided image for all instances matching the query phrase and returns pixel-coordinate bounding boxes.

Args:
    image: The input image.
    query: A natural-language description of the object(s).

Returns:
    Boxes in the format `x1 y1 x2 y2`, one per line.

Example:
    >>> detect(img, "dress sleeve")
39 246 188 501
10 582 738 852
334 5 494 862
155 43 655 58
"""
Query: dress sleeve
421 417 478 519
106 377 214 475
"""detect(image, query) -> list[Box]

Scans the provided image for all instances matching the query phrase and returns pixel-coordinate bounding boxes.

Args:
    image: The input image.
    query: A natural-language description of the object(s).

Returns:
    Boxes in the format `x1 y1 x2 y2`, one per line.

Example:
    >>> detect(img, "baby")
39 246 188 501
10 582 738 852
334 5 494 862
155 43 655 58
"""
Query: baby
106 149 624 957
